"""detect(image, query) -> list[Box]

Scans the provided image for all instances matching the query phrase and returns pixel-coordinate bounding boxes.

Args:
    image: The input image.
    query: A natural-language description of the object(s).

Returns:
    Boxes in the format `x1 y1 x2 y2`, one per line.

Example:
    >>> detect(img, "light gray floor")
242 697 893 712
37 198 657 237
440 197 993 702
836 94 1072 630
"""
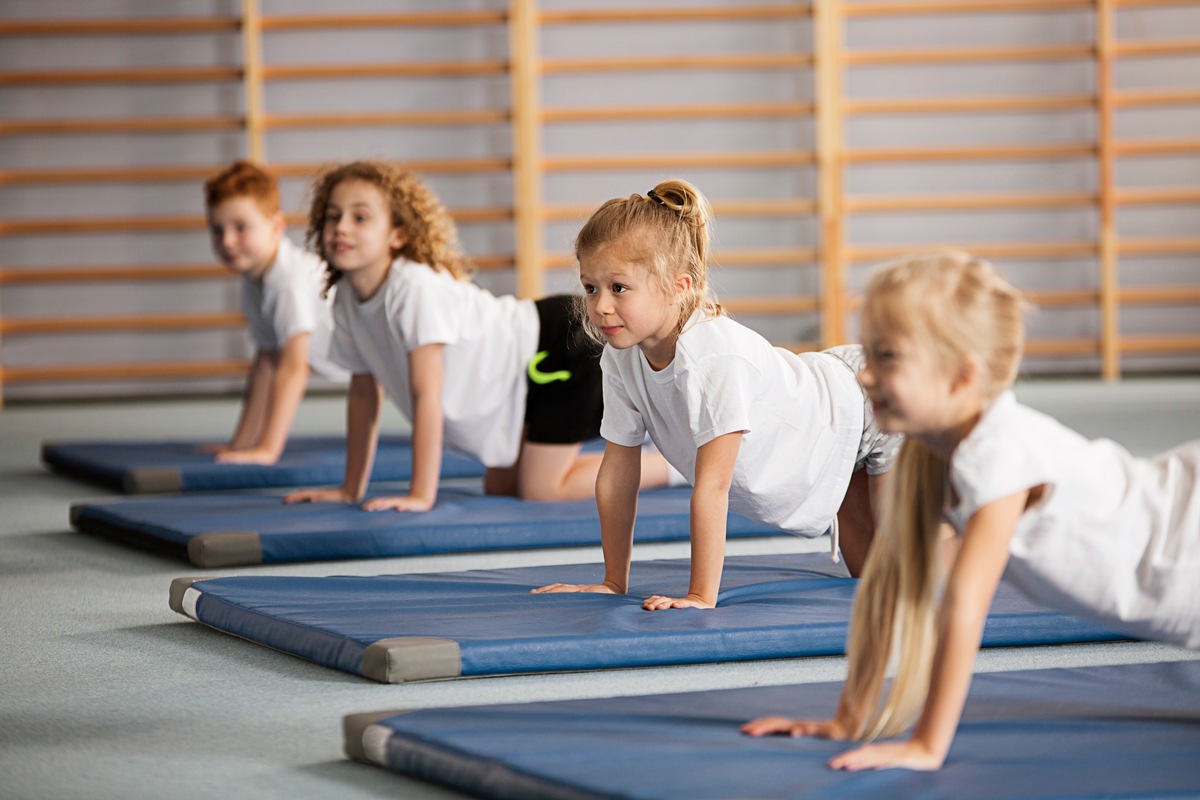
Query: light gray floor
2 377 1198 800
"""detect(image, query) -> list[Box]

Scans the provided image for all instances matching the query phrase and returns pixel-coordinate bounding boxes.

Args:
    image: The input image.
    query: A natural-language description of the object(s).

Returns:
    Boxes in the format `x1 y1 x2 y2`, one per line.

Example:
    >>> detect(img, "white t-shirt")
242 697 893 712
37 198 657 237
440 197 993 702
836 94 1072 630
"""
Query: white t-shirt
600 314 864 536
241 236 348 382
330 257 540 468
946 390 1200 648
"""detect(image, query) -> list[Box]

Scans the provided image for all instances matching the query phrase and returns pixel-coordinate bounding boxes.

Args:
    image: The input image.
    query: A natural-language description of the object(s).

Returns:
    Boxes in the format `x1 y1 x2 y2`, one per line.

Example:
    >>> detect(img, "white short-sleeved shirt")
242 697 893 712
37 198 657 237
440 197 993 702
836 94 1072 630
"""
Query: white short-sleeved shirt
241 236 348 383
946 390 1200 648
330 257 540 468
600 314 864 536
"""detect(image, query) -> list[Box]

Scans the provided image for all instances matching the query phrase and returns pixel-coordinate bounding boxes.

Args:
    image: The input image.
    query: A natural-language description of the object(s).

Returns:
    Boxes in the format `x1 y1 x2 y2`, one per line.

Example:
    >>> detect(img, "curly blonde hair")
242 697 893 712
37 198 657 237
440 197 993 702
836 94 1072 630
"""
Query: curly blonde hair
574 178 725 341
305 161 470 295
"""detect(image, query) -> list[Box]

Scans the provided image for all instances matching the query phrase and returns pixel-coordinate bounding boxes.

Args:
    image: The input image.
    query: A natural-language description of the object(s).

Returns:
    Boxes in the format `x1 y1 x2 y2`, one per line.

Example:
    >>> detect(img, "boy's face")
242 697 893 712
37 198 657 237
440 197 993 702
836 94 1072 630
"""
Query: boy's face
207 196 284 277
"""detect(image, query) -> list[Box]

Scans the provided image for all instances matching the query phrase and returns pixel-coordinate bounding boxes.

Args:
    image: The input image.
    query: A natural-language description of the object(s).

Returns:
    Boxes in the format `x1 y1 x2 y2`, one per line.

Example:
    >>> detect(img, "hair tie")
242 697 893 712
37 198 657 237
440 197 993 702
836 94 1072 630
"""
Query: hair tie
646 189 665 205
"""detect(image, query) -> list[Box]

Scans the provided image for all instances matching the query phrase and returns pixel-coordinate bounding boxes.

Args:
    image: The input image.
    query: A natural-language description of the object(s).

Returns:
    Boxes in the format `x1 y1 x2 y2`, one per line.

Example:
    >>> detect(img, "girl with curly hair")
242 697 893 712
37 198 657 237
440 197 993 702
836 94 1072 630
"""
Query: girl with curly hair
286 161 667 511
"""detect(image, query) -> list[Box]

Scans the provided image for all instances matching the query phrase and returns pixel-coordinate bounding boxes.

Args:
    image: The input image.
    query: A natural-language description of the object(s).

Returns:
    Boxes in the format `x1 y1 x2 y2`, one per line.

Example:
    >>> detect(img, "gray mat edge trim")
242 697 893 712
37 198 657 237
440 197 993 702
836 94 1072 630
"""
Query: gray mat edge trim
168 577 208 616
342 710 413 763
186 532 263 567
125 467 183 494
362 637 463 683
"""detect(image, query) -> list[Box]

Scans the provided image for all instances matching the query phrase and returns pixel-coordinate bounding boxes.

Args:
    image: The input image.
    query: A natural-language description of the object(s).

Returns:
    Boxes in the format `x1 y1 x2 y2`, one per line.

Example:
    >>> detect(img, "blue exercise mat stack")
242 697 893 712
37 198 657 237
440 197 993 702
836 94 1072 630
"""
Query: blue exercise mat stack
42 435 485 493
76 487 782 566
343 659 1200 800
169 553 1127 682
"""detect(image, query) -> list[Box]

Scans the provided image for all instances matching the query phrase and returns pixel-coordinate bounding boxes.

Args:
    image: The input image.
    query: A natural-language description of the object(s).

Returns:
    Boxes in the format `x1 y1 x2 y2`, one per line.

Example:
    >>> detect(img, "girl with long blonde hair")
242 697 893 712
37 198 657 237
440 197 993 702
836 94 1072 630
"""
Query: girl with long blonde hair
743 251 1200 770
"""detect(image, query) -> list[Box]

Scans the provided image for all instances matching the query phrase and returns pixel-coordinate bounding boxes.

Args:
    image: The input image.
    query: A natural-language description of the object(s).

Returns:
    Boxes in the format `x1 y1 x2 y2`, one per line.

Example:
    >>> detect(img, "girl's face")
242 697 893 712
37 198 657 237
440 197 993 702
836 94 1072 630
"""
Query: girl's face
207 196 283 278
579 233 688 370
858 312 979 446
322 179 407 294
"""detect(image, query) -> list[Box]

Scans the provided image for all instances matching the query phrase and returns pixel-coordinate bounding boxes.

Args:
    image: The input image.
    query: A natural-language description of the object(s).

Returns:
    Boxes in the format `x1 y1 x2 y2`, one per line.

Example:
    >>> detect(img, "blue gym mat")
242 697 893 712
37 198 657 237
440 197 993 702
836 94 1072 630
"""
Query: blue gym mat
169 554 1127 682
41 435 485 493
344 658 1200 799
77 487 781 566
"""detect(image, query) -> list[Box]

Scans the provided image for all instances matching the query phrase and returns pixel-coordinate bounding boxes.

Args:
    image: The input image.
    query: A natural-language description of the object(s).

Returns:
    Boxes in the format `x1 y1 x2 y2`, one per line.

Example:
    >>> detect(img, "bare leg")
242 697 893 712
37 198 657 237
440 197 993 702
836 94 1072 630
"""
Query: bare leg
514 442 672 502
835 468 878 577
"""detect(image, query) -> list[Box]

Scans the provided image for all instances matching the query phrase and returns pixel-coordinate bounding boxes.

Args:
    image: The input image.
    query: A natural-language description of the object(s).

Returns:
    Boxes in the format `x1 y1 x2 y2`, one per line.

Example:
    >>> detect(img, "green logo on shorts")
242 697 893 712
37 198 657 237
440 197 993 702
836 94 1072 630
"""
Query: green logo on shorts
528 350 572 384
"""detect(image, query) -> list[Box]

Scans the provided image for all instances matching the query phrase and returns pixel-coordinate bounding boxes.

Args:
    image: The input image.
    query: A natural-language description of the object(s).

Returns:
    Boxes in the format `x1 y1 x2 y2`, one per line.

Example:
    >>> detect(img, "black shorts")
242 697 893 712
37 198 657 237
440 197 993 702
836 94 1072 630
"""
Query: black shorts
524 294 604 444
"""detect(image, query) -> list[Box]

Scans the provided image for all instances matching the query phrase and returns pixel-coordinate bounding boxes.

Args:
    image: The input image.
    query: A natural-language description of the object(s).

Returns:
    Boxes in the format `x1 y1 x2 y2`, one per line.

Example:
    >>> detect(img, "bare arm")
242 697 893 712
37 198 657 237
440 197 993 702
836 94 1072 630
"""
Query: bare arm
362 343 444 512
532 441 642 595
828 489 1027 771
217 333 310 465
283 373 382 504
643 431 741 610
205 351 271 454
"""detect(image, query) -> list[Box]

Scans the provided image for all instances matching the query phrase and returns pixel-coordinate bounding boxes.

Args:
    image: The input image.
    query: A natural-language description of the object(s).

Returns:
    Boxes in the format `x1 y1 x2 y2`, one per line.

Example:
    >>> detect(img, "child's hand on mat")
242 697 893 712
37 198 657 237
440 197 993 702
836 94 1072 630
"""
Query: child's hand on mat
828 740 944 772
740 716 850 740
361 494 435 512
531 581 620 595
215 447 281 466
641 594 714 611
283 487 358 505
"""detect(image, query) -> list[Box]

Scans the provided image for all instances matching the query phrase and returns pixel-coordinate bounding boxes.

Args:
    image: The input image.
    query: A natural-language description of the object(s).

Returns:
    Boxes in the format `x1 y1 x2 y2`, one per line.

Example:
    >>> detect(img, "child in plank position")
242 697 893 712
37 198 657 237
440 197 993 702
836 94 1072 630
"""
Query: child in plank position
204 160 349 465
284 161 668 511
534 179 898 609
743 251 1200 770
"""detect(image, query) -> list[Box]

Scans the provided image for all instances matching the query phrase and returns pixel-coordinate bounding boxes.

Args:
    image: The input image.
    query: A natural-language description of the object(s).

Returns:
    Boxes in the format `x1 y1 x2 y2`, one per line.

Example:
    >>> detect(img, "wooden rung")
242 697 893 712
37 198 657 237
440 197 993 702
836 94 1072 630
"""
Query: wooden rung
845 142 1096 163
1024 289 1098 307
722 296 820 315
1023 338 1100 356
846 43 1094 67
0 360 250 385
1114 38 1200 59
715 248 820 266
263 61 508 81
1121 334 1200 354
0 165 225 186
540 5 812 24
264 109 510 129
1112 89 1200 108
261 11 507 30
1116 187 1200 206
1115 0 1200 7
0 17 241 36
0 312 244 337
270 157 512 177
1119 236 1200 255
1121 285 1200 304
541 53 815 75
1114 138 1200 156
543 150 816 172
844 94 1095 115
0 66 242 86
1 204 512 237
543 101 816 123
0 265 227 285
0 116 244 138
541 198 815 222
470 255 515 271
773 341 821 354
0 215 205 236
846 241 1098 262
847 191 1096 213
845 0 1089 16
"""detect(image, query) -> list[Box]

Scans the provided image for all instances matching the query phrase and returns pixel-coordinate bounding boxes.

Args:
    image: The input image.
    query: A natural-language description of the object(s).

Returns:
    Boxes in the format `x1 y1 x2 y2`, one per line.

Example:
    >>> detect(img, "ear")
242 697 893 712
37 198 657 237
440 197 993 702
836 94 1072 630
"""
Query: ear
390 225 409 252
672 272 693 302
270 211 286 237
952 352 985 394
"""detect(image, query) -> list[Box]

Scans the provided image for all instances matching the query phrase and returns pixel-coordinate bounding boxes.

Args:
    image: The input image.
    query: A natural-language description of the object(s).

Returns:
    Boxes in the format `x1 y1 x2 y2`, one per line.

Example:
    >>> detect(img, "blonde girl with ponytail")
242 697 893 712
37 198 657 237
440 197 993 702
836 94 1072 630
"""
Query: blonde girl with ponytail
534 179 900 609
743 251 1200 770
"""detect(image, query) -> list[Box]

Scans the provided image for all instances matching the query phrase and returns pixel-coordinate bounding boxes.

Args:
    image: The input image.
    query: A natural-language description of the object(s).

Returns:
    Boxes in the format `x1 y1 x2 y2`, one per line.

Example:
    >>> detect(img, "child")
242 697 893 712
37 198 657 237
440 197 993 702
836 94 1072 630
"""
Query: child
284 161 667 511
742 251 1200 771
204 160 348 465
533 179 899 610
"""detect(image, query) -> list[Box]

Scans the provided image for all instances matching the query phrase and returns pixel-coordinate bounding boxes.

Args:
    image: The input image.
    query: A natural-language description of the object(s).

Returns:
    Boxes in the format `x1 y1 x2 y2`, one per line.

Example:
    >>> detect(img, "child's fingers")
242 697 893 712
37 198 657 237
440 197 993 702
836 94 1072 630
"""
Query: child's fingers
740 716 797 736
